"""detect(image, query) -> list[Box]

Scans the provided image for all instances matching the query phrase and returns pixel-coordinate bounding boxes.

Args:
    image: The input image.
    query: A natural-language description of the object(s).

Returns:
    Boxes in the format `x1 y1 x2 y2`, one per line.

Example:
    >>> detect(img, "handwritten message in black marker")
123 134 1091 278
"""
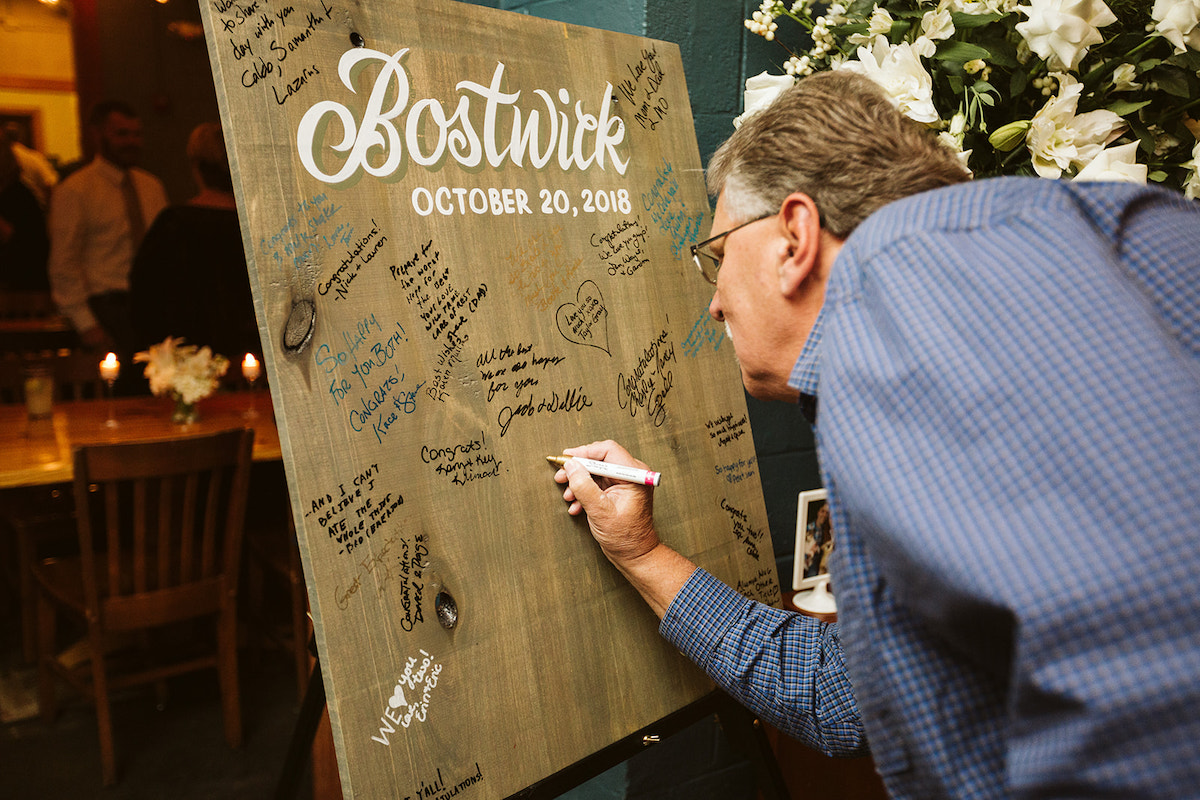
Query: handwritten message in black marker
706 412 749 447
737 567 778 604
715 456 758 485
421 431 504 487
392 239 488 344
427 333 468 404
319 219 387 300
304 464 406 558
617 328 675 428
219 0 331 103
474 342 588 437
556 281 610 354
334 530 429 635
617 47 669 131
721 498 766 561
591 216 650 278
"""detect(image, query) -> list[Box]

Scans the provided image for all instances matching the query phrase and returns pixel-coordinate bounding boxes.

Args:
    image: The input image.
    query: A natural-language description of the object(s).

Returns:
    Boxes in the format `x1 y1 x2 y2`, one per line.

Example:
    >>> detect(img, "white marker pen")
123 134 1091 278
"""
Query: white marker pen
546 455 662 487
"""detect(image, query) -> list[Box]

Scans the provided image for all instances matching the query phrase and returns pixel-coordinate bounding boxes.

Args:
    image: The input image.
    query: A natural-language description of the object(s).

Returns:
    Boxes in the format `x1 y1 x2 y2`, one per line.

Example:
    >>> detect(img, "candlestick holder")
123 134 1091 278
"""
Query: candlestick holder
99 354 120 428
104 378 118 427
242 355 261 419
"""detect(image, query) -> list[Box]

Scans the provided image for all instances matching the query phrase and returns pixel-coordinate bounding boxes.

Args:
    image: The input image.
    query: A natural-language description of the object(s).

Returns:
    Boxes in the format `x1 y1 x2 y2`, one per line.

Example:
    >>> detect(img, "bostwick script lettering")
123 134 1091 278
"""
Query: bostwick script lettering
297 48 629 184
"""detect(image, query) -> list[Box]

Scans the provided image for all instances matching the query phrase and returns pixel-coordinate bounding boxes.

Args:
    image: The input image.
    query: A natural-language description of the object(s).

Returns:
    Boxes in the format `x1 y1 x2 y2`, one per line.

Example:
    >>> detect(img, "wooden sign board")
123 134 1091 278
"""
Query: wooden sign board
198 1 777 796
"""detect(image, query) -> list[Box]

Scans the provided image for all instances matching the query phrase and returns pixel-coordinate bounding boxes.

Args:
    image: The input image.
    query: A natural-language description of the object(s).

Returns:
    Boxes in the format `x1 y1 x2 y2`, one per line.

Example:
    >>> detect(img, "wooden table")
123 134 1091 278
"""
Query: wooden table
0 391 280 489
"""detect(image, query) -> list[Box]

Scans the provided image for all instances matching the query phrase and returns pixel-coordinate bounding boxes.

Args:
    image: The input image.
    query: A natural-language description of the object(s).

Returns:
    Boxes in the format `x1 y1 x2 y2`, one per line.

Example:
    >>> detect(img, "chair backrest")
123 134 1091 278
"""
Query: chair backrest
72 428 255 631
0 354 23 404
0 350 107 404
53 349 107 400
0 290 57 319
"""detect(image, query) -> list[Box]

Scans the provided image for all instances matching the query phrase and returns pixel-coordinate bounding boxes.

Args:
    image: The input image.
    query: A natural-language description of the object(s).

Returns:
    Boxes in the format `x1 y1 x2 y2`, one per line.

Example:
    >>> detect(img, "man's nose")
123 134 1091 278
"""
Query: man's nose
708 292 723 322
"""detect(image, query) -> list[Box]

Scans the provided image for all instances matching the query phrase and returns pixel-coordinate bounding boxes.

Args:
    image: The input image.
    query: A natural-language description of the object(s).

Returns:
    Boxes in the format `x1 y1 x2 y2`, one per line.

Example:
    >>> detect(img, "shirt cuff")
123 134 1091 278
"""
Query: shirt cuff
660 568 754 670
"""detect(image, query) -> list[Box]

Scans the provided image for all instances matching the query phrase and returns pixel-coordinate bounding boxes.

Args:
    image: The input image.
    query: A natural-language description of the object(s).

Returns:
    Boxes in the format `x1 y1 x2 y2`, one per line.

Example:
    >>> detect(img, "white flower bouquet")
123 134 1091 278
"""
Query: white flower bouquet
742 0 1200 196
134 337 230 417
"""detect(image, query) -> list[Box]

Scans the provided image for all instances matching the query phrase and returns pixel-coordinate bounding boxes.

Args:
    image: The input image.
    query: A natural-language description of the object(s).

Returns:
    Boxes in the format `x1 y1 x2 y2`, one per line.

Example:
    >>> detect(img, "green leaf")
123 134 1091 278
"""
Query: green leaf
949 11 1005 28
832 22 870 37
973 80 998 96
935 40 992 63
1154 67 1192 98
1166 49 1200 70
1009 70 1028 97
976 93 995 107
847 0 875 17
889 20 912 42
980 38 1020 69
948 74 965 94
1148 170 1169 182
1128 118 1156 154
1106 99 1152 116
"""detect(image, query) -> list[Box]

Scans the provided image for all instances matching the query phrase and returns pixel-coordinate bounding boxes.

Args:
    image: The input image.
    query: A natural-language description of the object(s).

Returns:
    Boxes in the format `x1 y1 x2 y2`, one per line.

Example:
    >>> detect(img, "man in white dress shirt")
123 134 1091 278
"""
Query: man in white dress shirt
47 100 168 353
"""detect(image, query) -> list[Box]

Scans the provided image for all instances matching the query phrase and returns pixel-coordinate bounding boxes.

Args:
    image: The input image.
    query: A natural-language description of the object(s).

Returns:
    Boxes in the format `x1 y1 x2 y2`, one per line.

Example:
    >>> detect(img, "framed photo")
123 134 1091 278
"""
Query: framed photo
0 110 39 149
792 488 833 592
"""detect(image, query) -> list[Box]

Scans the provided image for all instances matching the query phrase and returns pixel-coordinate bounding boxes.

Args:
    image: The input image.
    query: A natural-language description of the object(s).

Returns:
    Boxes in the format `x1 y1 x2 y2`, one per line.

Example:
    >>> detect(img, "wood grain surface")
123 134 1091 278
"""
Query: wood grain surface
198 2 777 797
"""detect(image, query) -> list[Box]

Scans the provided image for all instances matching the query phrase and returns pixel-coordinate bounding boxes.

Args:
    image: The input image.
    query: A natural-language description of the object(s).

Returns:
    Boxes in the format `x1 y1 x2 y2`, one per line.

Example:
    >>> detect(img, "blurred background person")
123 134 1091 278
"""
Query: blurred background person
47 100 168 356
0 128 50 292
131 122 258 364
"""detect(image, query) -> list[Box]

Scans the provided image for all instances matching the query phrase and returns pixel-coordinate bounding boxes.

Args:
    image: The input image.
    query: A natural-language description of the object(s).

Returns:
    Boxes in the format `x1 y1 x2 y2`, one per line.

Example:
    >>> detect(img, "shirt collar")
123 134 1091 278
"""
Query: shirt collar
93 155 127 184
788 304 825 424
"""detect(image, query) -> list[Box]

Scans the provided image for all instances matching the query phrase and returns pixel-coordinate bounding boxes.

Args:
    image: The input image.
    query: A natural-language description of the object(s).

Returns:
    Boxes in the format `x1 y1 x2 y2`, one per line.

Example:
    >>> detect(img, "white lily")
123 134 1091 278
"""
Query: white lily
1015 0 1117 71
1183 141 1200 200
1151 0 1200 54
734 71 795 128
837 35 940 125
1027 74 1125 178
1072 141 1148 183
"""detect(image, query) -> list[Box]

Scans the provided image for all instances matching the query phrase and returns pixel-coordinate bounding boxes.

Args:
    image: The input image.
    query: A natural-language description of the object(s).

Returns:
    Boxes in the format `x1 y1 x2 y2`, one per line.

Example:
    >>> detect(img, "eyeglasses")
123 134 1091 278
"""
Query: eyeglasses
690 214 773 285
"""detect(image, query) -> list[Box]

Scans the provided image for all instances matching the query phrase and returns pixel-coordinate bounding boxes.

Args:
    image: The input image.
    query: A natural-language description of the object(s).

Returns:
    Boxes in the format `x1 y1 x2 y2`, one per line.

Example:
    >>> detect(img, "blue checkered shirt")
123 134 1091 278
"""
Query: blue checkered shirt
664 178 1200 797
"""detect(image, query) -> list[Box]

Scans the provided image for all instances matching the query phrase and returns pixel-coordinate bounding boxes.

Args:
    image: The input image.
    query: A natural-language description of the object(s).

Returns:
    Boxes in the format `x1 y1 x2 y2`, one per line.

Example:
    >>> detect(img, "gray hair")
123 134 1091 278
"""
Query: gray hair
708 71 969 238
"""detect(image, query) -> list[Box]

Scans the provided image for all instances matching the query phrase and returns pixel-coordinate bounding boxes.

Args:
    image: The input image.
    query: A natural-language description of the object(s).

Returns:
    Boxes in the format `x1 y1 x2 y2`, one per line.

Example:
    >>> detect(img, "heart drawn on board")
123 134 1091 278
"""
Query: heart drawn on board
556 280 611 355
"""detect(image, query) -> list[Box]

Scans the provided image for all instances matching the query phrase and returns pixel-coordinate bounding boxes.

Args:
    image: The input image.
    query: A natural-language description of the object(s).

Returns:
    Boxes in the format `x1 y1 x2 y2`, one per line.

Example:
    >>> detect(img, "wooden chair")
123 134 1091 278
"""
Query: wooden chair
0 289 57 319
0 349 106 404
32 428 255 786
53 349 107 400
1 349 107 663
244 507 311 699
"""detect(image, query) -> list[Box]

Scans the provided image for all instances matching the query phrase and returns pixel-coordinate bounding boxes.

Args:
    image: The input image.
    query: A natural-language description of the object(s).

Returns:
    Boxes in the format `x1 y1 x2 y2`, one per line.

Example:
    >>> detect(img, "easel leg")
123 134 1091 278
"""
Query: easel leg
275 649 325 800
711 692 791 800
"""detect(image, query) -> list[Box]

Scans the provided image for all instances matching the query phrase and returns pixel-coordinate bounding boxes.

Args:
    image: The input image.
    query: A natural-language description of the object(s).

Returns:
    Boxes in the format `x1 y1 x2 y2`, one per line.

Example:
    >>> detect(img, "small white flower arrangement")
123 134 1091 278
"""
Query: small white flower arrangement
741 0 1200 194
134 337 230 418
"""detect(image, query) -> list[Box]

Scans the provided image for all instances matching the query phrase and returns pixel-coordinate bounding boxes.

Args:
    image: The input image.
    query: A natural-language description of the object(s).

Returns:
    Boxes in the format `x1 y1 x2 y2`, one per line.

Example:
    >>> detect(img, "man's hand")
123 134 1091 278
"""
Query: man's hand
553 439 697 618
554 439 660 564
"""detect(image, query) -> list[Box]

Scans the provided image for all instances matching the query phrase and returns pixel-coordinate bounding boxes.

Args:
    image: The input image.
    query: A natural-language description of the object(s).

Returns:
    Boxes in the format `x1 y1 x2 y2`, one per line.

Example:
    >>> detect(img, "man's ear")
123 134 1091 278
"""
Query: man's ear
777 192 821 297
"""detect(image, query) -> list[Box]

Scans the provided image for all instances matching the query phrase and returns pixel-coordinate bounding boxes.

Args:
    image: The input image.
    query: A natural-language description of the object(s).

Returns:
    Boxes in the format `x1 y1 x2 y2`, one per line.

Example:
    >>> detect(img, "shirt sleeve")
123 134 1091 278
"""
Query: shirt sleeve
46 178 97 333
660 568 867 757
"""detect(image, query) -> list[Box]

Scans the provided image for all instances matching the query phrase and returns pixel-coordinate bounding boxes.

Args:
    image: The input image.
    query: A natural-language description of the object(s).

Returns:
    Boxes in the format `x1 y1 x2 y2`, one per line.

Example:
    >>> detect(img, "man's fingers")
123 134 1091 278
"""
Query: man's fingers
563 458 605 510
561 440 645 470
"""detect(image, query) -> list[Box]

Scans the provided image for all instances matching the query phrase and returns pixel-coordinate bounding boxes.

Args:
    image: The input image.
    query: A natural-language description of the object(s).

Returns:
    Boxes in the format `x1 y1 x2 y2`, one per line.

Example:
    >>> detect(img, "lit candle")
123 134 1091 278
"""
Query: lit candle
99 352 120 383
241 353 261 382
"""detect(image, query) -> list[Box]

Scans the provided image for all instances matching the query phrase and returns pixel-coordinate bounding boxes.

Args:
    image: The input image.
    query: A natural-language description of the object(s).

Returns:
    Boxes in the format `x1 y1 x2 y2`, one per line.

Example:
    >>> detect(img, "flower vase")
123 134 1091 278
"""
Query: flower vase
171 394 199 425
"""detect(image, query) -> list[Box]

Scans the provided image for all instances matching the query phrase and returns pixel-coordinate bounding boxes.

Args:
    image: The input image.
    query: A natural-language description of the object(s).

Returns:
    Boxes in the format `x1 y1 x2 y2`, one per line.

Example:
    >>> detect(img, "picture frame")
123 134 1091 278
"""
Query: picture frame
792 488 833 592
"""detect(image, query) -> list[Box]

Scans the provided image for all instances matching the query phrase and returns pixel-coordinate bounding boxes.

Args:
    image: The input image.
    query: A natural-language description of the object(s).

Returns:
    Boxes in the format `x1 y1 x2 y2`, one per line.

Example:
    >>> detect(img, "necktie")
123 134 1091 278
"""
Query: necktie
120 170 146 250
